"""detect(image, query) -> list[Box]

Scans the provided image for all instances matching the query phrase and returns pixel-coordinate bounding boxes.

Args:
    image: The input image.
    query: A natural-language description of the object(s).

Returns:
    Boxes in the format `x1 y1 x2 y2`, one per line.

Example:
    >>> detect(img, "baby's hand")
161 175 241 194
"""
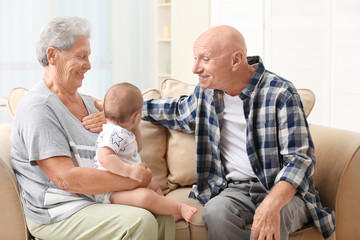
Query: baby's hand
129 165 146 182
140 162 148 169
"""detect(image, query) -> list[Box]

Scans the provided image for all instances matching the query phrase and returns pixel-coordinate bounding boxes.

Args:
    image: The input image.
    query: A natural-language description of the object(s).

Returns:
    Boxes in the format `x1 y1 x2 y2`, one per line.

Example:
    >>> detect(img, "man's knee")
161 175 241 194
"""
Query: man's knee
203 200 227 225
203 199 248 229
203 199 251 240
279 196 311 234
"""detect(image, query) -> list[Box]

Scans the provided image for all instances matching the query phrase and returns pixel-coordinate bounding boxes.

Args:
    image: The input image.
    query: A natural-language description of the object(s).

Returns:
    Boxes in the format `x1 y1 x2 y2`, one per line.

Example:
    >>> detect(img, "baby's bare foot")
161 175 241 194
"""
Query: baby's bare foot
179 204 198 222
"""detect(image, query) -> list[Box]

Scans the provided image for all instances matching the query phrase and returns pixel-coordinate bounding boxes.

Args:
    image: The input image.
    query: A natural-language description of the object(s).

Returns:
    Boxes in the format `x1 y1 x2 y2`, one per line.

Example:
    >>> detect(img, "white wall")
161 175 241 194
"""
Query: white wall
211 0 360 133
171 0 210 85
111 0 156 90
1 0 359 132
0 0 155 124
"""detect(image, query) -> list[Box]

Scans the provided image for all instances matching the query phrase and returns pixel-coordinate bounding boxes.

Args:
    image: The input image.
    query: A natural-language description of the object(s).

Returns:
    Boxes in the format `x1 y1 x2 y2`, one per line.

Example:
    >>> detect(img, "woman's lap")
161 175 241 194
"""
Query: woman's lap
26 203 175 240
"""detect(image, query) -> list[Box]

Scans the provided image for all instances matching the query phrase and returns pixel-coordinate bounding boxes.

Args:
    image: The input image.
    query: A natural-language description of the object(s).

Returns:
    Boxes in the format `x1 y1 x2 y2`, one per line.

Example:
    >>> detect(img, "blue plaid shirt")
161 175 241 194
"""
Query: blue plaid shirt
143 56 335 238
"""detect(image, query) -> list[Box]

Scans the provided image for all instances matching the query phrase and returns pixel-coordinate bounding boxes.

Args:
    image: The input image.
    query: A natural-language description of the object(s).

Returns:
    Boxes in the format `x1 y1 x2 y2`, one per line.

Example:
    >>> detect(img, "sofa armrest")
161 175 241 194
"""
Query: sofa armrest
310 124 360 240
0 123 30 240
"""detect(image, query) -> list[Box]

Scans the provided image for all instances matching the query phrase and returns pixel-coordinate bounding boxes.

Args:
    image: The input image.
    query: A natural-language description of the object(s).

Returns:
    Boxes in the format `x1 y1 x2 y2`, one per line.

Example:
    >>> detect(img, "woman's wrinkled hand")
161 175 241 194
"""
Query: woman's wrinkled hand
82 100 106 132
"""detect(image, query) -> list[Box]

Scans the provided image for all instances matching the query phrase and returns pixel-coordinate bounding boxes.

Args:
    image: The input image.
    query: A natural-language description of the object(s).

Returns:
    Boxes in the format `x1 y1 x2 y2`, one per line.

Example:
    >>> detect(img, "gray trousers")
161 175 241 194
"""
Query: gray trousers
202 179 311 240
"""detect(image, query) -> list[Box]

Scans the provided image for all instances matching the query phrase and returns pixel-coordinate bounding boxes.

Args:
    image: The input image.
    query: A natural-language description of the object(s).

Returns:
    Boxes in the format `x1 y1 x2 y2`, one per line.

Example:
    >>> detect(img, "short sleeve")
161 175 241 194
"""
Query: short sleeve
18 102 71 163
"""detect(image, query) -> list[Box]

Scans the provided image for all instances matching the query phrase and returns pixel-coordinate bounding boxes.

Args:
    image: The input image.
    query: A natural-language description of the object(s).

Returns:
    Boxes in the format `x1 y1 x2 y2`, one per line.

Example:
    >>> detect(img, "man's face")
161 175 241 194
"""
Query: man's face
192 36 233 91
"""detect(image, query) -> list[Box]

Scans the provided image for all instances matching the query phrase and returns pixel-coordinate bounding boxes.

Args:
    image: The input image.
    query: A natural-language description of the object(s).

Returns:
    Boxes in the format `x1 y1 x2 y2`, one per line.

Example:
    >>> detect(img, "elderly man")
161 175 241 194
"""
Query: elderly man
141 25 335 240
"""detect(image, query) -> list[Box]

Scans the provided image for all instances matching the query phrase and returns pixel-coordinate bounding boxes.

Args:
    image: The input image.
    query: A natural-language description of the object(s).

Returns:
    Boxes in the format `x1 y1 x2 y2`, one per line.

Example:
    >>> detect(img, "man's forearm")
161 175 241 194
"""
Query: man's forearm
264 180 297 210
142 97 196 134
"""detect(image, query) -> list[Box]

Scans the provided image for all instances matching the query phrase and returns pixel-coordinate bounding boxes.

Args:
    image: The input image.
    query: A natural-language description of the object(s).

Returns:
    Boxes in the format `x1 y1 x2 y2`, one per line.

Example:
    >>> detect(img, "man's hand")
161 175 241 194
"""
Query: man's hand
82 100 106 132
251 181 297 240
251 198 280 240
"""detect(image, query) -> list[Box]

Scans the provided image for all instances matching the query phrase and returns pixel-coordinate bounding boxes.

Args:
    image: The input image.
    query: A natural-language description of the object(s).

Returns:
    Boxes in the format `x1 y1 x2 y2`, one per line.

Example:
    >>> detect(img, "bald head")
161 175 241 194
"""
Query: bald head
192 25 254 95
104 83 143 124
195 25 247 58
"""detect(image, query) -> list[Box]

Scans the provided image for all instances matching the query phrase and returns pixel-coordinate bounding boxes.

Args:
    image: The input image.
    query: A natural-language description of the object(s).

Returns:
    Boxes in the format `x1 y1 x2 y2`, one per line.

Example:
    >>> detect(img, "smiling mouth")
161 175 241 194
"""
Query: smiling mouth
199 75 209 81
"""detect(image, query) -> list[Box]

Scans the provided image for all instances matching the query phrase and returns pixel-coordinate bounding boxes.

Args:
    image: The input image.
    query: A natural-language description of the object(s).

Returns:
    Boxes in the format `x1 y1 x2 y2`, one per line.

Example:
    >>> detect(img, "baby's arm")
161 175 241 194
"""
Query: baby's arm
131 126 142 152
98 146 147 182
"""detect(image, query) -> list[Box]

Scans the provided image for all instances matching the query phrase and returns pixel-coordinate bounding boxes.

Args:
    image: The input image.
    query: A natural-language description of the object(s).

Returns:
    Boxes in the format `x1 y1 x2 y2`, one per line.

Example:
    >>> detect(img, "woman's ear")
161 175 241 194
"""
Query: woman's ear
47 47 57 65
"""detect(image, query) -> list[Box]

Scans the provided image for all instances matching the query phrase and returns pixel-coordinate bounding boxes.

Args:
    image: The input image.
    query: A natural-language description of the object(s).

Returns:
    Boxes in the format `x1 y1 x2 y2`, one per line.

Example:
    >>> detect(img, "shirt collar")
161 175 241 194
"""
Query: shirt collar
213 55 265 105
240 56 266 100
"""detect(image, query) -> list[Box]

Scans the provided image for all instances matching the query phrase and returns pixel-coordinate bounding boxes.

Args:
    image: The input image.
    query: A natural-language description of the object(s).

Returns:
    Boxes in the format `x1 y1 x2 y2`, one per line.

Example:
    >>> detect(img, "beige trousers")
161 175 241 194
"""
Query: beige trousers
26 203 175 240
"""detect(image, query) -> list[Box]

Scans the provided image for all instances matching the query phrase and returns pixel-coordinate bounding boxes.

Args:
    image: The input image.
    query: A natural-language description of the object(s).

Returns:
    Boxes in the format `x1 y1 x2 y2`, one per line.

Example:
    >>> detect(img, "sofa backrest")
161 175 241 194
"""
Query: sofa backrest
0 123 30 240
309 124 360 239
7 87 28 116
139 89 170 193
4 82 317 193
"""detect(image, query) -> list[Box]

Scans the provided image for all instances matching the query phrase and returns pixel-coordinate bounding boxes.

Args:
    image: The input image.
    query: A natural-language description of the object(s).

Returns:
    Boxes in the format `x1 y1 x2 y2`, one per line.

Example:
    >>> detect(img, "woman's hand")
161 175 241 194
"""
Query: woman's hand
82 100 106 132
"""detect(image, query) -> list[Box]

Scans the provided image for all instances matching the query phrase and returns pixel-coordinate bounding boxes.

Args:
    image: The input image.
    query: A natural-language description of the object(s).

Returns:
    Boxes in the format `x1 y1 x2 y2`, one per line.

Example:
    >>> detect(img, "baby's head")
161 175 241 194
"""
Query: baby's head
103 83 143 126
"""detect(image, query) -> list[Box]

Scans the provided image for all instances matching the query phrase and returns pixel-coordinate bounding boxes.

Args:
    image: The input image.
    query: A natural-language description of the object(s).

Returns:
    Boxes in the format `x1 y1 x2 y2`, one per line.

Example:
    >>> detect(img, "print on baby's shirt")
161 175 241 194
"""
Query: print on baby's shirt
111 132 129 152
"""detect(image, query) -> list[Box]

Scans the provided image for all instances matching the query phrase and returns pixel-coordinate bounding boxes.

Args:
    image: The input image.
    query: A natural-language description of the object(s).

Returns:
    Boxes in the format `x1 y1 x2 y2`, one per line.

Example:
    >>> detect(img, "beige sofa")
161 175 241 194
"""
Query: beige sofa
1 79 360 240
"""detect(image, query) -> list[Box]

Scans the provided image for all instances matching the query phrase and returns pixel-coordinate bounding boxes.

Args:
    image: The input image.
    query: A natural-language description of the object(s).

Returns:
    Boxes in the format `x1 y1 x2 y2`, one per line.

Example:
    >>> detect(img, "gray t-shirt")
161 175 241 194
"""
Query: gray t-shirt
11 81 99 224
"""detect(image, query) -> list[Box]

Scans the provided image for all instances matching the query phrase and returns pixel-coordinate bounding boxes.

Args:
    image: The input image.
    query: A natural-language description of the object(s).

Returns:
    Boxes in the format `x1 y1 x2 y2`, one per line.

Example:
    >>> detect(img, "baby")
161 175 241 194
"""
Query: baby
94 82 198 222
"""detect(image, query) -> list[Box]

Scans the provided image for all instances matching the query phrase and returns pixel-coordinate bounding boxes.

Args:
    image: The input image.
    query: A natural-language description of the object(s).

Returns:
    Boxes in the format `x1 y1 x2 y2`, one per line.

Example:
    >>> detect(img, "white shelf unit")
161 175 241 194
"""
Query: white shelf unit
156 1 172 86
155 0 210 87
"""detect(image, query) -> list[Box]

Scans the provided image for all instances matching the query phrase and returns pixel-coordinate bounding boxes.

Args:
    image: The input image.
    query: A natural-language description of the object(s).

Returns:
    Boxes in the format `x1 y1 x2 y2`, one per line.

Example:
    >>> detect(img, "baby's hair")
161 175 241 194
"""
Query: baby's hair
103 83 143 124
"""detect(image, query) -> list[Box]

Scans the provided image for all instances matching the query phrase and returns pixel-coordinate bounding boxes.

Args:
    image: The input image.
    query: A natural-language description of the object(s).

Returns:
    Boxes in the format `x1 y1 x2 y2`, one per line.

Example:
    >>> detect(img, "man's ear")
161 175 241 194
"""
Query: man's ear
47 47 57 65
232 50 243 68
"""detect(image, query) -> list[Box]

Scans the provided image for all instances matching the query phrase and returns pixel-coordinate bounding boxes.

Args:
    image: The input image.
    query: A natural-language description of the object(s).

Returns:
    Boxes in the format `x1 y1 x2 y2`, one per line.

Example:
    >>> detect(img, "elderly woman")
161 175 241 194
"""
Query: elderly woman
11 16 175 240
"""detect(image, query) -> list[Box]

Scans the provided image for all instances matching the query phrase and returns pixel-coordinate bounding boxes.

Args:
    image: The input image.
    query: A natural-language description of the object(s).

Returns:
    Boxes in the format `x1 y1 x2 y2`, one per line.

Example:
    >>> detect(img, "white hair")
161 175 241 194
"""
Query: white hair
36 16 91 67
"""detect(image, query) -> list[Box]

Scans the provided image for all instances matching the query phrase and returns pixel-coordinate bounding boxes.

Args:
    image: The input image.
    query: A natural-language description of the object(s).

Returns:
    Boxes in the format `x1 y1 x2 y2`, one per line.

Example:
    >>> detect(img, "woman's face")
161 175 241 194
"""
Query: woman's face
56 35 91 89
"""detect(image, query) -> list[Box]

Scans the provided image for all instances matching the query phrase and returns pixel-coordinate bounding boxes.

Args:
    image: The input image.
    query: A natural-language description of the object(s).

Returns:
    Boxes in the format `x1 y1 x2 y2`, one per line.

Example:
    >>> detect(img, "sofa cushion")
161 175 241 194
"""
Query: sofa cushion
166 188 205 227
140 89 170 193
161 78 196 97
166 187 208 240
161 79 197 189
